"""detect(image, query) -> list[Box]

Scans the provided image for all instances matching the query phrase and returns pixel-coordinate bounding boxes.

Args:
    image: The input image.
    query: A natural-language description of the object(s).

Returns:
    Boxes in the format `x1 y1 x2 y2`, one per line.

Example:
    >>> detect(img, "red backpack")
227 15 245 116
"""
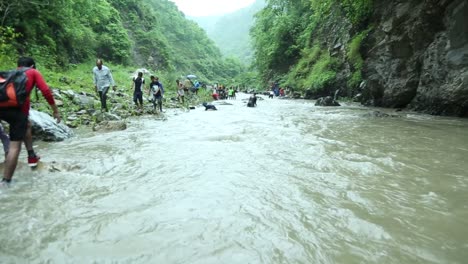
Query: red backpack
0 68 29 107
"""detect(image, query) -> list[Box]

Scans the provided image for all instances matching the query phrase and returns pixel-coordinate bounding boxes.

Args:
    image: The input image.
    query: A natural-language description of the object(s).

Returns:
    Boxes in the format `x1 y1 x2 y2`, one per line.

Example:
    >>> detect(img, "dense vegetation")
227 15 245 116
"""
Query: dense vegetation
251 0 373 95
0 0 246 84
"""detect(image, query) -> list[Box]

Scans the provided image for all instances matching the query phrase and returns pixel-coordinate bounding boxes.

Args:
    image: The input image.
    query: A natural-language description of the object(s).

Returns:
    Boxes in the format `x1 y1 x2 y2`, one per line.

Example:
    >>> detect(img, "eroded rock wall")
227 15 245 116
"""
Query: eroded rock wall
361 0 468 116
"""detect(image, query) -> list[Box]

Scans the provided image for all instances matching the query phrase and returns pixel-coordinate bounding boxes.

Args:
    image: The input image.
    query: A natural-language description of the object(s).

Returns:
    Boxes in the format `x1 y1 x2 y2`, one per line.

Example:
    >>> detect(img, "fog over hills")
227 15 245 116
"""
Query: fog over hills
189 0 265 64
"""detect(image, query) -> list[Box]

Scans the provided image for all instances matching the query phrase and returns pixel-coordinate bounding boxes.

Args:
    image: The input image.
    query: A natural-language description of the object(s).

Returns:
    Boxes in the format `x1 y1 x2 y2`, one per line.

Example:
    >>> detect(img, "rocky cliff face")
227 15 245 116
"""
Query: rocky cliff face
361 0 468 117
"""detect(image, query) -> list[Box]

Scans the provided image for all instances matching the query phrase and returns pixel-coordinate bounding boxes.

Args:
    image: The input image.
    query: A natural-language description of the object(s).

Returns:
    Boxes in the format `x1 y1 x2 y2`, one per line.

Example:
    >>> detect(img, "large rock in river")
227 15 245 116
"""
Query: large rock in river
92 121 127 132
29 109 73 142
315 96 341 106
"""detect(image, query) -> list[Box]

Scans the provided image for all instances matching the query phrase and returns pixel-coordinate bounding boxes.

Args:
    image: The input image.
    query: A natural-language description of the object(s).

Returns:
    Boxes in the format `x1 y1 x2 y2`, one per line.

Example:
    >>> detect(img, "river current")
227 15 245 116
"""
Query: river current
0 94 467 263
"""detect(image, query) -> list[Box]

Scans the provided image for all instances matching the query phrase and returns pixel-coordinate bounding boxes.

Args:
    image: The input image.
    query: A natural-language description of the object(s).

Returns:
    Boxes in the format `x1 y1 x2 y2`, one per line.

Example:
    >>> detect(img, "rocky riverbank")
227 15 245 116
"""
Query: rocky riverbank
29 87 210 142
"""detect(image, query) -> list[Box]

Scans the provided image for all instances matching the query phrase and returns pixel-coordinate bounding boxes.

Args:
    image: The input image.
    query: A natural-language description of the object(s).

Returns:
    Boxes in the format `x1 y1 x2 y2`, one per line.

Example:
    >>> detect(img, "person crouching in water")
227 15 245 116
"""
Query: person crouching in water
247 93 257 107
202 102 217 111
149 76 164 112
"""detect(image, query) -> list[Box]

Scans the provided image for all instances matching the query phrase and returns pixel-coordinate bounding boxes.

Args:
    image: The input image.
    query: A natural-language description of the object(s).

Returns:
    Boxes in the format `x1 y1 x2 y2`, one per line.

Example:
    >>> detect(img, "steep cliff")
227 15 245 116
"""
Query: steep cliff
361 0 468 116
251 0 467 117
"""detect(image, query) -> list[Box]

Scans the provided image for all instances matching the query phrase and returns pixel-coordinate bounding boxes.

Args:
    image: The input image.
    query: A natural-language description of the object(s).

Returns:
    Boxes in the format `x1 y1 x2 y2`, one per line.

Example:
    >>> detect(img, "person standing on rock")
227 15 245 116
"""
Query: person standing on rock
132 72 144 110
0 57 61 185
176 79 185 104
149 76 164 112
92 59 116 112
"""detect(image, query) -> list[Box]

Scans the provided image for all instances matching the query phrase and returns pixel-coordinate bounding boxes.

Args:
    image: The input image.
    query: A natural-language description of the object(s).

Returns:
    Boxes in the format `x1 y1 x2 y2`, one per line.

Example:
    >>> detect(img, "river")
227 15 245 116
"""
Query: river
1 94 467 263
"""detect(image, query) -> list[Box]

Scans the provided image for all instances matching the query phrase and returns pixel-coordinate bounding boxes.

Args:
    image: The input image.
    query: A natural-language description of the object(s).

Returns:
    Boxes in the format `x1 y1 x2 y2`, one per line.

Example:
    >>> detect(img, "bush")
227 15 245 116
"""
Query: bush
303 52 338 91
346 28 371 88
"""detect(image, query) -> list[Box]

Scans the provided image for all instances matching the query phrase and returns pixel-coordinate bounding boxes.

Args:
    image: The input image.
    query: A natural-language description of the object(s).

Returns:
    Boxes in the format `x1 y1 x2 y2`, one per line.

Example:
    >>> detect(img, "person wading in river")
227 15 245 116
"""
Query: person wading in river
149 76 164 112
0 57 61 185
247 93 257 107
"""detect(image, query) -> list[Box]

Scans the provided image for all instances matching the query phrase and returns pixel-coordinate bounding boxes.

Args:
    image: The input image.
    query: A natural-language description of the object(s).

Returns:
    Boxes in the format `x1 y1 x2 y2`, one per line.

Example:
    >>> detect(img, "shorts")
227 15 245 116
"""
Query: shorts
0 108 28 141
133 92 143 104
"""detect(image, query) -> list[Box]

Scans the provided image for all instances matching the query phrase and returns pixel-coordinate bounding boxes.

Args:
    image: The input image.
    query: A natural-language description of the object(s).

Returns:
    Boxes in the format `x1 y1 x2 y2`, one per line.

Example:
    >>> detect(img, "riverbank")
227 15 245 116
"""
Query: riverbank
27 63 214 140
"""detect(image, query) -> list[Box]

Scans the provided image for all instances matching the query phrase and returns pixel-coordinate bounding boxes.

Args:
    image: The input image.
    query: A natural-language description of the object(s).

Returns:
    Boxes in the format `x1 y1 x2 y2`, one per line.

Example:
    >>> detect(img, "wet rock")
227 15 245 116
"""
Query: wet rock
62 89 75 99
55 99 64 107
33 161 82 173
29 109 73 142
67 115 78 121
111 103 125 112
79 91 95 98
76 110 87 115
92 121 127 132
65 121 78 128
93 111 121 123
315 96 341 106
362 110 401 118
72 95 95 109
353 93 363 102
292 92 302 99
52 89 63 99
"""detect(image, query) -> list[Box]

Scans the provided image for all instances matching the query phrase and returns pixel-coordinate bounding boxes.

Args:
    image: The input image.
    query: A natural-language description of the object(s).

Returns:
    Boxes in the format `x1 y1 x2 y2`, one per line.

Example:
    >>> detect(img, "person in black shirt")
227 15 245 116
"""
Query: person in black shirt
132 72 145 110
247 93 257 107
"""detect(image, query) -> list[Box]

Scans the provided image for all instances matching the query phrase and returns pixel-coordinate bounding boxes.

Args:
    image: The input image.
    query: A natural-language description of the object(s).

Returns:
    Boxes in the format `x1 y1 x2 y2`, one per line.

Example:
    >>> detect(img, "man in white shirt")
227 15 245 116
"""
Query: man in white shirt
92 59 116 112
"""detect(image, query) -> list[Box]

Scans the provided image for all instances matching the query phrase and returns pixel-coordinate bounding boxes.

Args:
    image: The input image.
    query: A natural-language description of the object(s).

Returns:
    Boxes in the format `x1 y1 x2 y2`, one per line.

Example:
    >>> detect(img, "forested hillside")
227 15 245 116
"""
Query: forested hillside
251 0 468 116
191 0 265 63
0 0 244 82
251 0 373 95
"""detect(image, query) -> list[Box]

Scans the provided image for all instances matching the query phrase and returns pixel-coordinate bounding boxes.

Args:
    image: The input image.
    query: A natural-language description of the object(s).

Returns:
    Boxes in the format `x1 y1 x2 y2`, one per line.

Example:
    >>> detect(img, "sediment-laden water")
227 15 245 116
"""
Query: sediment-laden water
1 94 467 263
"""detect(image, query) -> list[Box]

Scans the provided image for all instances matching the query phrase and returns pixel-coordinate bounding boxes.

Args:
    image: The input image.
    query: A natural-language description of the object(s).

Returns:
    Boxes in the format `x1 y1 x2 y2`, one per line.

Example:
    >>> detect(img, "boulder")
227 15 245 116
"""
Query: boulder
92 121 127 132
55 99 64 107
52 89 63 99
362 110 401 118
72 95 95 110
62 89 75 99
292 92 302 99
29 109 73 142
315 96 341 106
93 111 121 123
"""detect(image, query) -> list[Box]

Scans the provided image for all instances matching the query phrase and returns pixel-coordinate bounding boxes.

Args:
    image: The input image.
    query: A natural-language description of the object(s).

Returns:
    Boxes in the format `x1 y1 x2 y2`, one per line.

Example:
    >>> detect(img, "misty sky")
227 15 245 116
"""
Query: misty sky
170 0 256 17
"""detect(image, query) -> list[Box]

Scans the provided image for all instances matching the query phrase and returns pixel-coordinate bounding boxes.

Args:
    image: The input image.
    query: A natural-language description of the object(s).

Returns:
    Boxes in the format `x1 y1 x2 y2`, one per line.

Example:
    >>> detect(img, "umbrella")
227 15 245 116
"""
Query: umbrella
187 74 197 79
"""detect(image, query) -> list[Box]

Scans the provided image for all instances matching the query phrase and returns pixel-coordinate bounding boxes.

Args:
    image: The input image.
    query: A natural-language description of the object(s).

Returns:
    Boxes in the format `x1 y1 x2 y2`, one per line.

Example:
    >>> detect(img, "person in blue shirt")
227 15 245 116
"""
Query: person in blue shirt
149 76 164 112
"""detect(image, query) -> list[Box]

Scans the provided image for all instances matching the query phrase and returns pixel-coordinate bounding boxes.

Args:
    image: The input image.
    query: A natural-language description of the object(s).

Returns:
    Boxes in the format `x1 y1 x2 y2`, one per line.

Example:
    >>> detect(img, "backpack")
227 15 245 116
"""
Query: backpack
0 68 29 107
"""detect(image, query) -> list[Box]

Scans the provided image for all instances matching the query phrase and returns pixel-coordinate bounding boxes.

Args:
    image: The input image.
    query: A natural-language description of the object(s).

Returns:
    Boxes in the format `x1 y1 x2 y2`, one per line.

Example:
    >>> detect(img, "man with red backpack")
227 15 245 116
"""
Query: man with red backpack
0 57 61 185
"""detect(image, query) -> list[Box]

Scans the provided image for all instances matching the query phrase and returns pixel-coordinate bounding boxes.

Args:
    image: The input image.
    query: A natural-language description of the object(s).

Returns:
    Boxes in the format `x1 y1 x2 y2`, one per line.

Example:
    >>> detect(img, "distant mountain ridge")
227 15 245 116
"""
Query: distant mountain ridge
189 0 265 63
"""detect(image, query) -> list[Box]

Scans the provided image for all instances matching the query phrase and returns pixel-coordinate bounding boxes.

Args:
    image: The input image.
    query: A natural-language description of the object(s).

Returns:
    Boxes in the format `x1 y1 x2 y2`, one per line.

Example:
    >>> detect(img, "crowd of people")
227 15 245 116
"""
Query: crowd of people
211 85 237 100
0 58 275 186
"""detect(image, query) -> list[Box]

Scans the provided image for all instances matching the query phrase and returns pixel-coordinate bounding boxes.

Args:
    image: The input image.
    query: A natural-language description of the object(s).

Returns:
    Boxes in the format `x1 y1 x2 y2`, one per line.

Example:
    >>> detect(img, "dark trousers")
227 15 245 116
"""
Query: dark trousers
153 96 162 111
133 92 143 106
98 86 110 111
